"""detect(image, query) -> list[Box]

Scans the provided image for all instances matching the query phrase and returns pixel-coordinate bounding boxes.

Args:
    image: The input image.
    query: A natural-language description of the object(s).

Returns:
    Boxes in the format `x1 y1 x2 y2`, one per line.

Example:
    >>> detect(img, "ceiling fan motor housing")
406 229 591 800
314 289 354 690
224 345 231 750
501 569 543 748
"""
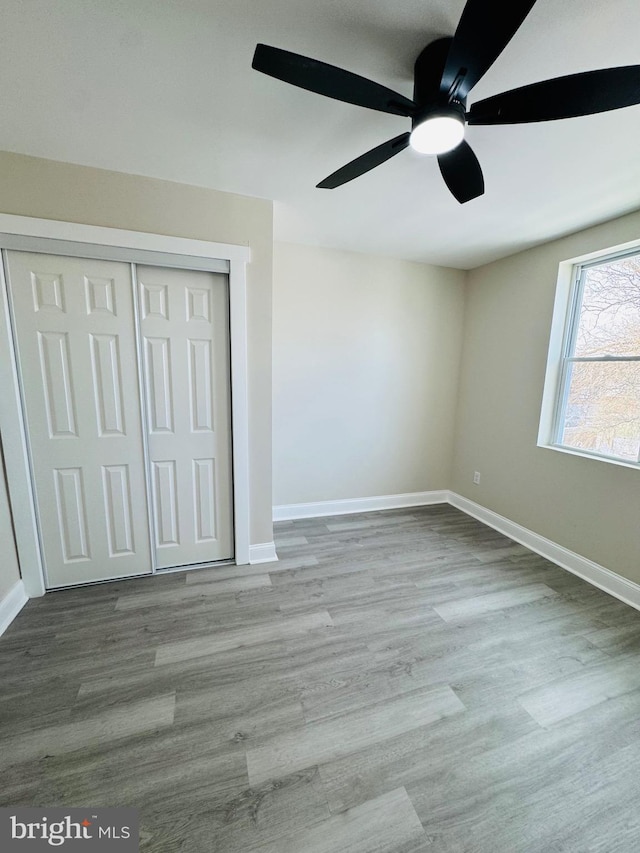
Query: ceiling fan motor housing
413 38 456 107
412 38 467 133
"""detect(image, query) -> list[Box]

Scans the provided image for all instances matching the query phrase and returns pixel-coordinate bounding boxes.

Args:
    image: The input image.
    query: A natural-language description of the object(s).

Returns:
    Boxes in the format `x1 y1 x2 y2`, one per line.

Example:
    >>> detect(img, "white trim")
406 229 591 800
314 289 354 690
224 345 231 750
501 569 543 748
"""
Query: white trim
448 492 640 612
0 256 46 597
540 442 640 471
0 580 28 637
562 233 640 268
0 214 250 264
273 491 449 521
249 542 278 564
537 257 574 448
0 214 252 590
229 259 251 565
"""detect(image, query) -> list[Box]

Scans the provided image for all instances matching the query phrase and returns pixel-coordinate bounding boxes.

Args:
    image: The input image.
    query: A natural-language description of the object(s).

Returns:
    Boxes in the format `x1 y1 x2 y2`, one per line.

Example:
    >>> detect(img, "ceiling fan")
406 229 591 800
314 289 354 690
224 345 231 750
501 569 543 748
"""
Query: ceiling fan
251 0 640 203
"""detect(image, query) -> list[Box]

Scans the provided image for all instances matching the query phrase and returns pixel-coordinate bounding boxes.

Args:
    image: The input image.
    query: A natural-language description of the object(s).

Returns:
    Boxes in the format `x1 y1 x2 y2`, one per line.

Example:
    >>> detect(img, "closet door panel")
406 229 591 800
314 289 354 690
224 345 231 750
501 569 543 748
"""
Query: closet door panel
137 265 233 567
5 251 152 587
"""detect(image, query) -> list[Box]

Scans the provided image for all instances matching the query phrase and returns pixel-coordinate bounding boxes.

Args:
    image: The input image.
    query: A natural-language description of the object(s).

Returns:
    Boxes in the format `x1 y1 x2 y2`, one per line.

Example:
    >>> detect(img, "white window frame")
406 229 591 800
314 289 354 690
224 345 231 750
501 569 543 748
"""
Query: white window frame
538 236 640 470
0 214 252 597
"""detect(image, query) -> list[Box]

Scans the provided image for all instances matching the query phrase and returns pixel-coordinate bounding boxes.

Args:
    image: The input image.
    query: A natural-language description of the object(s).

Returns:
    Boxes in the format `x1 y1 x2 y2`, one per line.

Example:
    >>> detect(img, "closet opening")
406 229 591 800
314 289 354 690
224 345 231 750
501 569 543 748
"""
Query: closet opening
0 216 251 596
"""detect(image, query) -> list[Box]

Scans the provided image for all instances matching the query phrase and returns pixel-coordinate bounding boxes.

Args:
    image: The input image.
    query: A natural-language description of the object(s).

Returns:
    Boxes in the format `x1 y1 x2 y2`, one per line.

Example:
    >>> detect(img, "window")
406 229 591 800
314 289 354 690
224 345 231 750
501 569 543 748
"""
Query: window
548 247 640 466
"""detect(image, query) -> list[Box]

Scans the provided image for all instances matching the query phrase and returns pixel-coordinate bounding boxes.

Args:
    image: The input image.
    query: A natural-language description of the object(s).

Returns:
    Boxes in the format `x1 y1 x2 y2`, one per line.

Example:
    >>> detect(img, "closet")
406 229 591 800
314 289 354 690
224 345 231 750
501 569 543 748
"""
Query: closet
4 250 233 589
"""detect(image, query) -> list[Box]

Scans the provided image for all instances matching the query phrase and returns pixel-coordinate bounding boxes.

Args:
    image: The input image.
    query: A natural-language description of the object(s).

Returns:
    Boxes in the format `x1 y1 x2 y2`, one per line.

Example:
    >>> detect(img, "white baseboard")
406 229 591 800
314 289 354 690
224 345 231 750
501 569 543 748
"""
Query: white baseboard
249 542 278 564
273 490 449 521
448 492 640 612
272 487 640 613
0 579 28 638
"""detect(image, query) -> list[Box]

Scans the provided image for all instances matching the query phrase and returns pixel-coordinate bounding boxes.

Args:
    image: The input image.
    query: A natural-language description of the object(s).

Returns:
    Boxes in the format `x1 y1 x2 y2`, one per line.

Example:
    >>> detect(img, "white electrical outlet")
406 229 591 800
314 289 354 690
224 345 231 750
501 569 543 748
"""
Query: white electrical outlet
473 471 481 485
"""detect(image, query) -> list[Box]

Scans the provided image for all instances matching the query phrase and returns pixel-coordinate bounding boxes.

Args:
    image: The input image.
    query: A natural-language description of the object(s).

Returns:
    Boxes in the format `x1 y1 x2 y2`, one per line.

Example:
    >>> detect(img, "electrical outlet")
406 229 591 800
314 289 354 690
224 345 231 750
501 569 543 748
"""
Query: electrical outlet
473 471 481 485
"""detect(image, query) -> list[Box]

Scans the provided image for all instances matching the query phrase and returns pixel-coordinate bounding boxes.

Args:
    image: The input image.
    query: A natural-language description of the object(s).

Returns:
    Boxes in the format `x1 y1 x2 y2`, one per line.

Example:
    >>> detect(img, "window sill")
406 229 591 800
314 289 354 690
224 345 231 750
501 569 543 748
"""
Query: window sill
538 442 640 471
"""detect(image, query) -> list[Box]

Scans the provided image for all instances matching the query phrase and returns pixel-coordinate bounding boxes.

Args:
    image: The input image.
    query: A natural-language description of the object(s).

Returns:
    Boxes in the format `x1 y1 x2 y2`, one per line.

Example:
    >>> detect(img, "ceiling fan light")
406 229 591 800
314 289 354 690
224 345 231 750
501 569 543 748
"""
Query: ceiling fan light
409 114 465 156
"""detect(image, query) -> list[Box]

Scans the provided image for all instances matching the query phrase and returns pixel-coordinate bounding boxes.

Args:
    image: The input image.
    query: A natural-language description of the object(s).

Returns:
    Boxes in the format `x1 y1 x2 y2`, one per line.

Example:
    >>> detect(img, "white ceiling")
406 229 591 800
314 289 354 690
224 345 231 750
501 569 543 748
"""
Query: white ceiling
2 0 640 268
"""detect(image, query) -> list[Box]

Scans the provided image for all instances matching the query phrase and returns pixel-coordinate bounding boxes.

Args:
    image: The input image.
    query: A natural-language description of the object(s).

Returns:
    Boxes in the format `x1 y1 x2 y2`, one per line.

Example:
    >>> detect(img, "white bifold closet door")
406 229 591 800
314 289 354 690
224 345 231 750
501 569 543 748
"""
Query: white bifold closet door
137 265 233 568
5 251 233 589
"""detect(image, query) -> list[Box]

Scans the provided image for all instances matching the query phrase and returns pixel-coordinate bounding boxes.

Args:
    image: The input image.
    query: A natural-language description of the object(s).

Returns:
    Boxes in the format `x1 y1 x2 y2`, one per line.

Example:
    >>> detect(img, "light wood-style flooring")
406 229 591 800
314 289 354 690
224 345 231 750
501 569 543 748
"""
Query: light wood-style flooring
2 505 640 851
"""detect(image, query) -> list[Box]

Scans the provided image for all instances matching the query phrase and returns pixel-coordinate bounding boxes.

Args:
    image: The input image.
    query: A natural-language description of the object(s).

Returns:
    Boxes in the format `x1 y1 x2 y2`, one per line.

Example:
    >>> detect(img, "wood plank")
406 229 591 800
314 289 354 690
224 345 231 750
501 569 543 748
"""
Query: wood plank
517 655 640 726
433 583 557 622
116 574 271 609
155 611 334 666
0 694 176 768
243 787 425 853
246 685 464 787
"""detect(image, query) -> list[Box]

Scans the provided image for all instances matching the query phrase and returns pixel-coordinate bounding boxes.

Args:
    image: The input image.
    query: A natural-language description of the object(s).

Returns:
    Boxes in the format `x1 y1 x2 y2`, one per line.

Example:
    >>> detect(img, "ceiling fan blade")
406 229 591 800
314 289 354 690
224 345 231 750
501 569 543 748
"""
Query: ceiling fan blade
467 66 640 124
317 133 410 189
438 141 485 203
440 0 538 100
252 44 416 117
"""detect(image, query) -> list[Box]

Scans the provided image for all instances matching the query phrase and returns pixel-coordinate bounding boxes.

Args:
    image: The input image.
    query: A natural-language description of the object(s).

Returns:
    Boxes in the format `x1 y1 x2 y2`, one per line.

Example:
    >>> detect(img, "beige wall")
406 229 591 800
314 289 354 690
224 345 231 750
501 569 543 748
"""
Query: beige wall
0 438 21 600
0 151 274 546
452 209 640 582
273 242 465 505
2 153 636 586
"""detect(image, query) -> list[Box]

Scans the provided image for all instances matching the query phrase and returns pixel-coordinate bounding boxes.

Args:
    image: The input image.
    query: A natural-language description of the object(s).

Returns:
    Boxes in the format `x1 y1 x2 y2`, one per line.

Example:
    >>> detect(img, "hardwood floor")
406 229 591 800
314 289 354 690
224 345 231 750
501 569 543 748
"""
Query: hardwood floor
2 505 640 851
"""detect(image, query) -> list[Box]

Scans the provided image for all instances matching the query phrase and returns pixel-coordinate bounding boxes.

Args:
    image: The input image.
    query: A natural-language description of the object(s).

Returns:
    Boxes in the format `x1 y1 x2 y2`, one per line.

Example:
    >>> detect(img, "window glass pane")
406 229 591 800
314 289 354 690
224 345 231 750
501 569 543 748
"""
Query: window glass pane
574 256 640 358
559 361 640 462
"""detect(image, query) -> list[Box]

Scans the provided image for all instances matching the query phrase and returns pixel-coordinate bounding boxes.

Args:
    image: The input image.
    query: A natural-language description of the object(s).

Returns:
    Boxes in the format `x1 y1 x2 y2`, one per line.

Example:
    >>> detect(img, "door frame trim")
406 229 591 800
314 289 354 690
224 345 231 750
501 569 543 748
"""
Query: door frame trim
0 214 251 596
